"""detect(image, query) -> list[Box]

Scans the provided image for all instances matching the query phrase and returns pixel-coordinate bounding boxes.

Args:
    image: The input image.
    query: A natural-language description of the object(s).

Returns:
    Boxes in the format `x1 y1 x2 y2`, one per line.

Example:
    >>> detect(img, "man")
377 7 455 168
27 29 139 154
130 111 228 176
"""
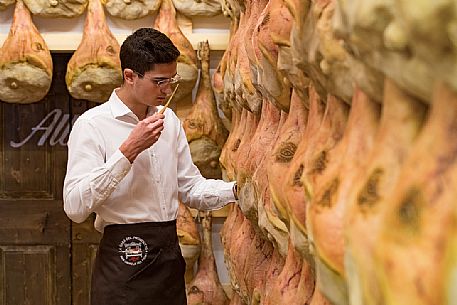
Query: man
63 28 237 305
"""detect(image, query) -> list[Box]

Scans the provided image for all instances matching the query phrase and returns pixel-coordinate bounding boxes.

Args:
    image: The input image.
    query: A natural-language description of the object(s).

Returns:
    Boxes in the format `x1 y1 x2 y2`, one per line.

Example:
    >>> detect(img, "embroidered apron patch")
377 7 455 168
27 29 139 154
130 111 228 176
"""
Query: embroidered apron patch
118 236 148 265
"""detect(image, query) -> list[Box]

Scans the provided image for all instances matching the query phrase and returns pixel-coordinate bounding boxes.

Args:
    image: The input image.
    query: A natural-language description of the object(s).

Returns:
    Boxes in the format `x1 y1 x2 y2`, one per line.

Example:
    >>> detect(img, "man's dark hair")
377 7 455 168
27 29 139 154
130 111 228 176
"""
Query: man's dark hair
120 28 180 76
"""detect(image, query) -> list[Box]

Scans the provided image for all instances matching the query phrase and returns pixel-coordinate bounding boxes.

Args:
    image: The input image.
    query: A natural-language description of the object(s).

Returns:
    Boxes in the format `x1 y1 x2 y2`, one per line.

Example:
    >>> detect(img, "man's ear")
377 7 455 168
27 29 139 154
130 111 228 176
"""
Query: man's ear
123 69 136 84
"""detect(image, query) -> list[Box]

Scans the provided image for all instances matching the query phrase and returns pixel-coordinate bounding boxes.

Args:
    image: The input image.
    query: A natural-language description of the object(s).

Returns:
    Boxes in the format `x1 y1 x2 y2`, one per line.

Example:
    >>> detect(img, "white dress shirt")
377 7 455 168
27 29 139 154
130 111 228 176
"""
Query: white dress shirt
63 90 235 232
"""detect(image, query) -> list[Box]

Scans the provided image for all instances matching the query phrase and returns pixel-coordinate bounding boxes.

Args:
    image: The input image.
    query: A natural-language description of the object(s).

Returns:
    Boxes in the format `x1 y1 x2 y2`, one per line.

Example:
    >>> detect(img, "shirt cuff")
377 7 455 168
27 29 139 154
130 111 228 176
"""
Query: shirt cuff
222 181 237 203
106 149 132 182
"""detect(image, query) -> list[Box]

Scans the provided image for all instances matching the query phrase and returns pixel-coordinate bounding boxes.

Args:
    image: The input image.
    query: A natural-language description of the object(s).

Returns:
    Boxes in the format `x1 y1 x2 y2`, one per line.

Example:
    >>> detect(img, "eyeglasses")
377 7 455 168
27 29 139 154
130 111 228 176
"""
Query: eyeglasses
134 71 181 88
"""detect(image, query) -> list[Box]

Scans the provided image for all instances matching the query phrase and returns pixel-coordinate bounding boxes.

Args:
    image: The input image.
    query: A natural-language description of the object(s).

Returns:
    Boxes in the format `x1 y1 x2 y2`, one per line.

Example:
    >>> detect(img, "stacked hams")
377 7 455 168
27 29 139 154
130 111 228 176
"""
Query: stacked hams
0 0 52 103
154 0 198 103
183 41 228 179
66 0 122 102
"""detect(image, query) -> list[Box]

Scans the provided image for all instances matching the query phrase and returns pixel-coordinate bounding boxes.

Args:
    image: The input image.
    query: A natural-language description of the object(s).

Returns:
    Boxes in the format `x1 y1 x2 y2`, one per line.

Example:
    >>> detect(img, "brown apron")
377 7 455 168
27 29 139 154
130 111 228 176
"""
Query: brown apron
90 220 187 305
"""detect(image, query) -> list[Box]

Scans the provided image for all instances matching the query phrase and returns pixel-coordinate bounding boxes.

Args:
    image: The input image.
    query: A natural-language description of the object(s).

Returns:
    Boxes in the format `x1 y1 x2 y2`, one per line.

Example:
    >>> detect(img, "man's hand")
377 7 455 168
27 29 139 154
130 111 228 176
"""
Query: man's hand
120 113 165 163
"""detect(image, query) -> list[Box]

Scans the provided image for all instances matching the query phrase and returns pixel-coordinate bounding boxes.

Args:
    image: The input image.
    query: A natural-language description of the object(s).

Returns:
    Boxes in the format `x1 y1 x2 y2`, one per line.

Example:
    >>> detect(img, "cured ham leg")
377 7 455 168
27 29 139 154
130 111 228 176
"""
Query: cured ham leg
263 240 315 305
268 90 308 227
252 0 293 111
187 211 229 305
23 0 87 17
288 92 348 263
66 0 122 102
177 202 201 283
183 41 228 179
103 0 160 19
307 88 381 305
237 100 280 223
276 86 327 260
255 111 289 256
0 0 52 103
213 16 240 130
373 83 457 305
154 0 198 102
344 79 426 305
233 0 264 113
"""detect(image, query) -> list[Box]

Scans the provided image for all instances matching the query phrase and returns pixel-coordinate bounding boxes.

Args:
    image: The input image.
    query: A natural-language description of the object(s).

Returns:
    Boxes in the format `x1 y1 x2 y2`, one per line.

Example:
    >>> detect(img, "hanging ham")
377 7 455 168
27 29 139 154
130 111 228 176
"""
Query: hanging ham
187 211 230 305
213 16 240 130
177 202 201 283
23 0 87 17
267 90 308 227
373 83 457 305
233 0 264 113
183 41 228 179
0 0 52 103
103 0 161 19
277 86 330 261
262 240 315 305
66 0 122 102
154 0 198 103
255 110 289 256
237 100 280 225
344 79 426 305
251 0 293 111
307 88 380 305
172 0 221 17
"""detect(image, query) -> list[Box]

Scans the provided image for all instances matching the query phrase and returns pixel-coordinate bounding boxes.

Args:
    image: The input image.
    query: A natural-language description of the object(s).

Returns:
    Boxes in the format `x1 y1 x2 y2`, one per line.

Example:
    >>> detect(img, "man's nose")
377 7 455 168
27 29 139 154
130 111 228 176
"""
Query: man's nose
161 84 173 95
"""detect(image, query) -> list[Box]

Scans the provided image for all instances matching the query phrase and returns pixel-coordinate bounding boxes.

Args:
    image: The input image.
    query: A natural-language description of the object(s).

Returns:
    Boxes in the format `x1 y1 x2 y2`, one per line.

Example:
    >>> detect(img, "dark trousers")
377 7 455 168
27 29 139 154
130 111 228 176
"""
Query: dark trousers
90 220 187 305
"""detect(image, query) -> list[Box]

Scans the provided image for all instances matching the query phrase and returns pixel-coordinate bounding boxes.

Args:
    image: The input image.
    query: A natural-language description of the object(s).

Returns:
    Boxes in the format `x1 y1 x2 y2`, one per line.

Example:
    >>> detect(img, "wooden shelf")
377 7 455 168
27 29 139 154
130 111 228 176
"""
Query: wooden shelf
0 31 229 52
0 10 230 51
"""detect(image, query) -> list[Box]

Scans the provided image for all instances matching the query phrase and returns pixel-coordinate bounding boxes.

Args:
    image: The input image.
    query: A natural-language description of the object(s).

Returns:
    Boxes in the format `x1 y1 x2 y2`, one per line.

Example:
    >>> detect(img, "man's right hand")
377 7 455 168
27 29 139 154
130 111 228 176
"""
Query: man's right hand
120 113 165 163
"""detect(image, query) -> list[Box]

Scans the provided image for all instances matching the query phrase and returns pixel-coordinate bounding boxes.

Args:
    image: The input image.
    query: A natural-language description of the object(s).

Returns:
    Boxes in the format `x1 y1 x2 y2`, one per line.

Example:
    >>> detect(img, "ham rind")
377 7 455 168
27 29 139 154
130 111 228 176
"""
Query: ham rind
66 0 122 102
0 0 52 103
177 202 201 283
172 0 221 17
103 0 160 19
187 211 230 305
373 83 457 305
344 79 426 305
23 0 87 17
154 0 198 103
183 41 228 179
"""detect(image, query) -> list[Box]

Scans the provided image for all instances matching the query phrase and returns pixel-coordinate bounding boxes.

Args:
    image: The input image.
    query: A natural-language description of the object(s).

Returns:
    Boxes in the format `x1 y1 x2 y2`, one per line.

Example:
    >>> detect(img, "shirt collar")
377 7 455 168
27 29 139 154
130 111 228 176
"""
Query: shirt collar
109 89 134 119
108 89 158 121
